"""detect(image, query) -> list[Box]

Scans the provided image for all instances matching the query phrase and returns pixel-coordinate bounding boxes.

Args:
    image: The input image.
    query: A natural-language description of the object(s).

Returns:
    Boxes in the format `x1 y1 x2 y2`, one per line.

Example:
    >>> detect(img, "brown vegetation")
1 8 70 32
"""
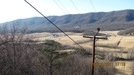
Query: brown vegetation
0 23 117 75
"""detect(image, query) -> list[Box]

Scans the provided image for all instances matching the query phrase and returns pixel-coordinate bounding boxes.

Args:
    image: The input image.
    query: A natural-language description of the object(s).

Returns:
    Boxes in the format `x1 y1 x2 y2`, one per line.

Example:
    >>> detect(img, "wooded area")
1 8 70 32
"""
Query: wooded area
0 22 116 75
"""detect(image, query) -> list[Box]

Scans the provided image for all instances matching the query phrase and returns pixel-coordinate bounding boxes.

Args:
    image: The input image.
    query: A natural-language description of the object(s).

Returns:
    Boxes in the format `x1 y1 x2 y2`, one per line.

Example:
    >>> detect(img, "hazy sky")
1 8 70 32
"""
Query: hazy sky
0 0 134 23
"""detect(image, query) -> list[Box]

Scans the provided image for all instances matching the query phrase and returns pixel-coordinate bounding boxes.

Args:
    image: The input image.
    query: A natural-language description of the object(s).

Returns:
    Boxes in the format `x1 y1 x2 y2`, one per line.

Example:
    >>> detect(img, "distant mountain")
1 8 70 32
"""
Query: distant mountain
1 9 134 32
96 10 134 23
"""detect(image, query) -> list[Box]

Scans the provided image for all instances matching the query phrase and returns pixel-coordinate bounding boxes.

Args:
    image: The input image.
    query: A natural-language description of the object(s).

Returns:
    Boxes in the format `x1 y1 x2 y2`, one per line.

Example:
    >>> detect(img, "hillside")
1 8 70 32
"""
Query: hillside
1 9 134 32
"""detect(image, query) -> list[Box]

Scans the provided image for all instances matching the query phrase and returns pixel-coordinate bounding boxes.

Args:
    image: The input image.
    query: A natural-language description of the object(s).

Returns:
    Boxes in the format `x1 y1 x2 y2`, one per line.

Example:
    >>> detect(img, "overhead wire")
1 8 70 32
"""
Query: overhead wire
70 0 84 23
54 0 91 28
53 0 67 14
57 0 71 15
54 0 81 26
24 0 87 52
57 0 86 24
57 0 75 21
53 0 90 53
53 0 74 22
90 0 96 12
70 0 80 13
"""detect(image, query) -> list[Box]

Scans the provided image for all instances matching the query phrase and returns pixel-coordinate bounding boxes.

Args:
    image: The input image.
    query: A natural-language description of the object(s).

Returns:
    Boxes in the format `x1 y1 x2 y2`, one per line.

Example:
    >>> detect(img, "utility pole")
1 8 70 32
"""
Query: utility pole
83 28 107 75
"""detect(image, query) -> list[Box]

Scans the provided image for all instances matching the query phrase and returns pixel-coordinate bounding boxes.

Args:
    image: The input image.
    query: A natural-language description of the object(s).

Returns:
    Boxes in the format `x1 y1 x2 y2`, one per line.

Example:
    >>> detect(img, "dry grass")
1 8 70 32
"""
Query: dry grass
26 31 134 75
26 31 134 50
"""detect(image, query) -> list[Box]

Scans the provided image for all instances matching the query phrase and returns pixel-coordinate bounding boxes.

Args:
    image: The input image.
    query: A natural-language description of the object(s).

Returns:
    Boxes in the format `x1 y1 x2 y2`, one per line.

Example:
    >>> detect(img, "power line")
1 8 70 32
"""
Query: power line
70 0 89 28
57 0 74 21
70 0 80 13
53 0 74 22
54 0 88 26
53 0 67 14
57 0 71 15
90 0 96 12
24 0 87 52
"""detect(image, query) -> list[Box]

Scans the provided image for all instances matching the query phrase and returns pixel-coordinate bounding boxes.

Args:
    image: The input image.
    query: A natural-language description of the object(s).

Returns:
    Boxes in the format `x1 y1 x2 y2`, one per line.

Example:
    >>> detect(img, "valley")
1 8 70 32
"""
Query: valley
26 31 134 75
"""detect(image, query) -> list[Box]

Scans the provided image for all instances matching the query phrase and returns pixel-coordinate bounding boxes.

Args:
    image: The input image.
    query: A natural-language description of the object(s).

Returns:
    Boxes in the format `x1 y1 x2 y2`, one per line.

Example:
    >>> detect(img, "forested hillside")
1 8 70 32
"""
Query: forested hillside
1 9 134 33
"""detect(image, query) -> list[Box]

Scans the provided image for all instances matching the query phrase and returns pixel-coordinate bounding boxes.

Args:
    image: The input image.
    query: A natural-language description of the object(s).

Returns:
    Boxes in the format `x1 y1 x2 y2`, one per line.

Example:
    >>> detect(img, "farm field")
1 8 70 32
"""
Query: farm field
27 31 134 75
29 31 134 50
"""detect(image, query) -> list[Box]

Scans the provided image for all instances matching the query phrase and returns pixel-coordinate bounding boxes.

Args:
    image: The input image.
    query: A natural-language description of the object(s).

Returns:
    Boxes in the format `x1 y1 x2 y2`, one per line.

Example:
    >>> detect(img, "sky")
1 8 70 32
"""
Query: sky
0 0 134 23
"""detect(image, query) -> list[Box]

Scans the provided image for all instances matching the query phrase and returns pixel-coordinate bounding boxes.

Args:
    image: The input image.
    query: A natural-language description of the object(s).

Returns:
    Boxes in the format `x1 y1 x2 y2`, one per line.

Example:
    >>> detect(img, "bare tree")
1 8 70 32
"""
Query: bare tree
0 22 38 75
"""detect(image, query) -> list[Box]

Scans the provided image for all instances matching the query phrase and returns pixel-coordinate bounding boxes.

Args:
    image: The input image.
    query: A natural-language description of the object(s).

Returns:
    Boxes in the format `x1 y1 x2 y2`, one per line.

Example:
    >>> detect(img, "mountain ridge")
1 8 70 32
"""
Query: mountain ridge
1 9 134 32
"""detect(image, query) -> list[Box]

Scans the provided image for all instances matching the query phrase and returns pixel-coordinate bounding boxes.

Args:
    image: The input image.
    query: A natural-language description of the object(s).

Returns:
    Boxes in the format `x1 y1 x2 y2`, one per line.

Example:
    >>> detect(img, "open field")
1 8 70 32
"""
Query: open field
27 31 134 75
29 31 134 50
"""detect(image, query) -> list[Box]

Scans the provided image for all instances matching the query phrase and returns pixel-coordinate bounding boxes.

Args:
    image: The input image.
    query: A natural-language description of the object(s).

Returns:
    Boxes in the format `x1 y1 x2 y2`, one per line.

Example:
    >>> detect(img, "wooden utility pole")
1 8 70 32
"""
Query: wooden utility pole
83 28 107 75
